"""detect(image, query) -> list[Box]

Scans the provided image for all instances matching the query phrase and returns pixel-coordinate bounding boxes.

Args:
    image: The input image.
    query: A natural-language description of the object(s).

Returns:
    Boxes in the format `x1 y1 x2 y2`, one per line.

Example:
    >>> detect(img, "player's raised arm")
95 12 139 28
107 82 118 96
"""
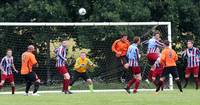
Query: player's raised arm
155 40 165 48
141 40 149 46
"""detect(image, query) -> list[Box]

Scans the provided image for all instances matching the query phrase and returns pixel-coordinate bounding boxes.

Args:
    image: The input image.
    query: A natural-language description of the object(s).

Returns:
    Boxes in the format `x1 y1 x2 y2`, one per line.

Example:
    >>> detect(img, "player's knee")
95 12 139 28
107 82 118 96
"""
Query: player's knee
64 73 70 80
87 79 93 85
175 77 180 80
10 82 15 87
135 74 141 80
36 79 41 83
0 81 5 85
160 78 165 81
194 75 198 78
185 74 190 78
152 77 156 81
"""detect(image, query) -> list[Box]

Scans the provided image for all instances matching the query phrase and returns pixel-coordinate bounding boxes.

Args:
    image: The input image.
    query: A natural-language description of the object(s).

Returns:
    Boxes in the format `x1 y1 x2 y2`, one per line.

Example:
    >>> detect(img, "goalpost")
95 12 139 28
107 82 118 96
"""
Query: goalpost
0 22 173 94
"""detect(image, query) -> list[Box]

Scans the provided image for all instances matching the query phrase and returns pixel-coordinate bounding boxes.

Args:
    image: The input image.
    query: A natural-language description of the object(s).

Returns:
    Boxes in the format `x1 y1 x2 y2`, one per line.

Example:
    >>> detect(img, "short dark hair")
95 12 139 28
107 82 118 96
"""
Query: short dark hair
120 33 127 38
133 36 140 43
164 40 170 46
187 40 194 44
7 48 12 52
154 30 161 36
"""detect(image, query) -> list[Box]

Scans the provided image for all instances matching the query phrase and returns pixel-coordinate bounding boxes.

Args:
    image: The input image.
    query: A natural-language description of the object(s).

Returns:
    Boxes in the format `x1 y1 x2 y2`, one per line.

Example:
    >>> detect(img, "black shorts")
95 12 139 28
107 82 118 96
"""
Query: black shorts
161 66 179 79
119 56 128 65
72 71 90 81
23 72 39 83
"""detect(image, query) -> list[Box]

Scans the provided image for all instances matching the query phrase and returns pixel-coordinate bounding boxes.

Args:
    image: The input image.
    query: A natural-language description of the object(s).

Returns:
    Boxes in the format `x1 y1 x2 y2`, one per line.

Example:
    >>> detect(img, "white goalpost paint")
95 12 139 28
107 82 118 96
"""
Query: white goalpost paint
0 22 173 94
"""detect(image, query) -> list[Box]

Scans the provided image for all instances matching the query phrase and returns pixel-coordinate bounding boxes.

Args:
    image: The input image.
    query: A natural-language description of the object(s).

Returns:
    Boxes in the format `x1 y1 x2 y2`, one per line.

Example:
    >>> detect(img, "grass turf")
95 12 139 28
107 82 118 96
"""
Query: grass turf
0 89 199 105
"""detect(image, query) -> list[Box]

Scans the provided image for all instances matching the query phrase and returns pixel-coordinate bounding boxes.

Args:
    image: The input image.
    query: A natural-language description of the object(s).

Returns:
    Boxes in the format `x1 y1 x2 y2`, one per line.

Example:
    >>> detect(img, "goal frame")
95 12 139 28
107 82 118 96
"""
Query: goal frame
0 22 173 93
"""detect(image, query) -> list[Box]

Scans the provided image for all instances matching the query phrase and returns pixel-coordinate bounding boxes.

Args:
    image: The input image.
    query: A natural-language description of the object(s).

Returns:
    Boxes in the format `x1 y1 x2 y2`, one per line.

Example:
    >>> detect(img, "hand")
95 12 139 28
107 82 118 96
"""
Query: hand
81 64 86 67
36 64 39 67
2 71 7 75
15 70 19 73
92 64 98 67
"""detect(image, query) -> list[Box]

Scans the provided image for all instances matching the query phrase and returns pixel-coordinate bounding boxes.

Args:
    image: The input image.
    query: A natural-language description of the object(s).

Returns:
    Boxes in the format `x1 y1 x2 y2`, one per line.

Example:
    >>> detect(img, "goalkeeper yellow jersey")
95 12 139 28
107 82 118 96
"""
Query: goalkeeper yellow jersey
74 57 94 73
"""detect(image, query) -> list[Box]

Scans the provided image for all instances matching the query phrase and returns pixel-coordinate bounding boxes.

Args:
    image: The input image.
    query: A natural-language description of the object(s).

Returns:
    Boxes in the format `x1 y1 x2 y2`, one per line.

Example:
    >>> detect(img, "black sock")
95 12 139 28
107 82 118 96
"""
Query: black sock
184 78 189 88
175 80 183 92
33 82 40 93
156 81 163 92
25 82 32 93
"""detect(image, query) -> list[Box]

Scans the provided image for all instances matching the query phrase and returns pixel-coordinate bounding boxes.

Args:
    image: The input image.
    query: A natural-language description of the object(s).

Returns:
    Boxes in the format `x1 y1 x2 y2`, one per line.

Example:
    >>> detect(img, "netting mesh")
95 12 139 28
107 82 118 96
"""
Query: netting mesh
0 24 170 91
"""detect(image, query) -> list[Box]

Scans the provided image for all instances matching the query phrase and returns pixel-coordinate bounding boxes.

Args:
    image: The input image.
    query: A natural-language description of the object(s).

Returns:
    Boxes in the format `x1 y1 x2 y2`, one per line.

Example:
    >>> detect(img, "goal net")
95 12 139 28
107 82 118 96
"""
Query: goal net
0 22 172 93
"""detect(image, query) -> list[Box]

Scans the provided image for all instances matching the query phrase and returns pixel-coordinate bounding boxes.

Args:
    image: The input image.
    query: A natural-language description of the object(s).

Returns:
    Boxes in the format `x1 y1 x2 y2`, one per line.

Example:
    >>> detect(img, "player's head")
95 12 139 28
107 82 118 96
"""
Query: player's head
120 33 128 41
133 36 140 45
163 40 170 47
27 45 35 52
80 52 86 59
187 40 194 48
62 40 68 48
6 49 12 57
154 30 161 40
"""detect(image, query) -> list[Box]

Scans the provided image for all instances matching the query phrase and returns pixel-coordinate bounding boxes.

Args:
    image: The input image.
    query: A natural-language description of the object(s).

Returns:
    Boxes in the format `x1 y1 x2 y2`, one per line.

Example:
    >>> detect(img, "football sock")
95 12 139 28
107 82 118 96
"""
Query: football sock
89 84 94 92
0 84 2 89
194 77 199 90
63 79 69 92
33 82 40 93
148 70 153 82
25 82 32 93
127 78 136 89
175 80 183 92
11 86 15 94
153 80 158 87
133 79 140 93
184 78 189 88
156 81 163 92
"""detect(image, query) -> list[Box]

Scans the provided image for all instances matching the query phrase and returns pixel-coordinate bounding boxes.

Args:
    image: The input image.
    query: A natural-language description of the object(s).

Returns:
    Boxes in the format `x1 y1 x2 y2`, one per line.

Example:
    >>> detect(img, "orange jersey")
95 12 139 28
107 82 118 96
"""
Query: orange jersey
21 52 37 75
160 47 178 67
112 39 130 56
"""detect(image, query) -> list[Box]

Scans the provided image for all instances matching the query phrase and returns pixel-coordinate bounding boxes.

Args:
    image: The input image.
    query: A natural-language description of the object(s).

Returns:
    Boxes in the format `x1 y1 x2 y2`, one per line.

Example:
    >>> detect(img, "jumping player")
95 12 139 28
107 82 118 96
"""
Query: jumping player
156 40 183 93
112 34 130 69
142 31 164 82
182 40 200 89
151 53 164 88
124 36 141 94
55 40 72 94
69 52 97 92
21 45 41 96
0 49 18 94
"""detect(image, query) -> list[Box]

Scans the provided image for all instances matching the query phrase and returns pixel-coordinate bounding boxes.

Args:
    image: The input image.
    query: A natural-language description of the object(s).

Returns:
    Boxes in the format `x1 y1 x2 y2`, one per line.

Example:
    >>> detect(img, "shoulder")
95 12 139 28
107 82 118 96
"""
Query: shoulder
125 39 130 44
76 57 81 61
27 52 35 58
86 57 91 61
113 39 121 43
1 56 6 61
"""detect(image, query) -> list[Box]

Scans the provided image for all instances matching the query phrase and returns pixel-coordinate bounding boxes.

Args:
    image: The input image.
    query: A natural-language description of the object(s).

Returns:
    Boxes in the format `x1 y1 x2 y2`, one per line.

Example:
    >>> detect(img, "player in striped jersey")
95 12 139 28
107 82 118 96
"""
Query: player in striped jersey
0 49 18 94
182 40 200 89
55 40 72 94
142 31 164 82
124 36 141 94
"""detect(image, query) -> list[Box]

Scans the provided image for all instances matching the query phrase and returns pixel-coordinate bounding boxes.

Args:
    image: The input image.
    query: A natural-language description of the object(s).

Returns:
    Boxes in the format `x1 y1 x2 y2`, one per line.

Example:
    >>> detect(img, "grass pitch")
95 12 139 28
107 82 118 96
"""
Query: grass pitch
0 89 199 105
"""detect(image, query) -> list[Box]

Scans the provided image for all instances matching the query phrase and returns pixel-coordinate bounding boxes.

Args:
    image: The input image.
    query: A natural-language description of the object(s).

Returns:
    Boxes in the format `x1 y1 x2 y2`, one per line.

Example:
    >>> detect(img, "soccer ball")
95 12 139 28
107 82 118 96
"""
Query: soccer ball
79 8 86 16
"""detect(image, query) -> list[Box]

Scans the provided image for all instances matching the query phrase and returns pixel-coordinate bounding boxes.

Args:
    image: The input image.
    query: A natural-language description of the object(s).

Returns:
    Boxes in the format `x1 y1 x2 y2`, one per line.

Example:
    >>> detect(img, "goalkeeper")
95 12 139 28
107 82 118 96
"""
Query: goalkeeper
69 52 97 92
